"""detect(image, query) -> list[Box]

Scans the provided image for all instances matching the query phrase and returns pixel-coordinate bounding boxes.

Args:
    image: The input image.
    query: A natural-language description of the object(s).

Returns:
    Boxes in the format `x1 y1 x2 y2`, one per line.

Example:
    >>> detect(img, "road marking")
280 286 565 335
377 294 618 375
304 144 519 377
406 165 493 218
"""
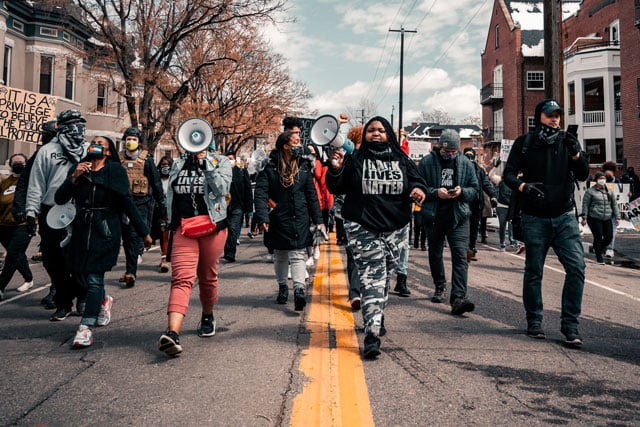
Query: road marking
0 284 50 306
291 242 374 426
486 246 640 303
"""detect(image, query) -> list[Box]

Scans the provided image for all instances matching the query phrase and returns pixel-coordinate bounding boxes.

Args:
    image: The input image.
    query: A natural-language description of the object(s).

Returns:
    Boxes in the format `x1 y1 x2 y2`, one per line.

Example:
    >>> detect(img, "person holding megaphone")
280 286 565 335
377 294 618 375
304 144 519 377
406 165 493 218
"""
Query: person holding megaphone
326 116 427 360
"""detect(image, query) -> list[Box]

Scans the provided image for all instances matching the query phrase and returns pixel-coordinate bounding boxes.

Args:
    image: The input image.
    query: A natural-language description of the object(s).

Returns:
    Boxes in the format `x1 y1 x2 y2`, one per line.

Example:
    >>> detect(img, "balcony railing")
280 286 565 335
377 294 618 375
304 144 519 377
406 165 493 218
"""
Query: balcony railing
486 127 503 142
583 110 605 126
480 84 503 105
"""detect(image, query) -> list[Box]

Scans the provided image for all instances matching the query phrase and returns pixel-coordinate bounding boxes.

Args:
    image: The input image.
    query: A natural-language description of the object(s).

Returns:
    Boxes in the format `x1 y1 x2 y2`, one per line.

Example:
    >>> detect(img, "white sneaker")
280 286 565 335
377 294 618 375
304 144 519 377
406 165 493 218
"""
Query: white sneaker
305 257 314 267
137 255 143 265
287 266 292 279
313 246 320 260
97 295 114 326
17 281 34 292
605 249 614 258
72 325 93 348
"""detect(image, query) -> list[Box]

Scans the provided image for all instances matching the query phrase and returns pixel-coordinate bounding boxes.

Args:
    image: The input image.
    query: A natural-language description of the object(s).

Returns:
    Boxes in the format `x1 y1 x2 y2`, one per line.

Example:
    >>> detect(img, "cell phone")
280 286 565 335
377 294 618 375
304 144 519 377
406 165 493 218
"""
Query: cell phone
447 189 457 194
567 124 578 137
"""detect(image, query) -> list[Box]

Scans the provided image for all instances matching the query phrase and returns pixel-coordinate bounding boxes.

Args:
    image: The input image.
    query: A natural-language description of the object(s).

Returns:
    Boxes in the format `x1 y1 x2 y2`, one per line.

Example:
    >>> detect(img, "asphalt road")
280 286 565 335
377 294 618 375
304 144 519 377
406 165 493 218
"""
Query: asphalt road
0 226 638 426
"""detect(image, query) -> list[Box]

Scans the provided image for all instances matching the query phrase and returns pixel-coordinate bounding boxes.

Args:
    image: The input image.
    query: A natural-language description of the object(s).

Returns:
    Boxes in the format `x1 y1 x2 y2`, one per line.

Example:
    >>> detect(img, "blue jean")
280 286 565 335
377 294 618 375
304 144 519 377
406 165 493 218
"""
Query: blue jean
521 212 585 330
426 217 470 303
79 273 106 326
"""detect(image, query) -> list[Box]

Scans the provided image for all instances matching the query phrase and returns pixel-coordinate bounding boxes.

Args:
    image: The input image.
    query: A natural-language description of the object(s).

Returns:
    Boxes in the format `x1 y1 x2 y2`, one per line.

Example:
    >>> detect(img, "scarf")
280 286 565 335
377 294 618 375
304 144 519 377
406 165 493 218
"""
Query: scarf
538 124 560 145
57 123 86 163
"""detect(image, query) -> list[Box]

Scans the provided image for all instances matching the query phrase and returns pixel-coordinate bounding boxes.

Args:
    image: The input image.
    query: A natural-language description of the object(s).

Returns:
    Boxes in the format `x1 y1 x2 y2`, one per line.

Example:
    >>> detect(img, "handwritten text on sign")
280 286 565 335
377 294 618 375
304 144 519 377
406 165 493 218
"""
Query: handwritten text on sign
0 85 56 144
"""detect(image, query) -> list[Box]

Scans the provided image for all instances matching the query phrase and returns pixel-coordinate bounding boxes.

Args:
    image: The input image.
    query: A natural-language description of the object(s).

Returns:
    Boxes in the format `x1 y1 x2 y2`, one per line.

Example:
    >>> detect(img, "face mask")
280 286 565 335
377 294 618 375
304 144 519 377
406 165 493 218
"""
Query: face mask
60 123 86 146
539 123 560 145
440 151 457 161
86 143 105 159
125 139 139 151
290 146 303 159
11 163 25 174
465 154 475 161
160 166 171 176
597 179 606 186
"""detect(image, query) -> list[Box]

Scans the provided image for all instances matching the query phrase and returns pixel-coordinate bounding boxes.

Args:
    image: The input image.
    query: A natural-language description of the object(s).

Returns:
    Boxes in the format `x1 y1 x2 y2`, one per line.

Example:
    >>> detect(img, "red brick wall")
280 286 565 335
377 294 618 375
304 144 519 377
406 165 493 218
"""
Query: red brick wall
620 1 640 170
563 0 619 43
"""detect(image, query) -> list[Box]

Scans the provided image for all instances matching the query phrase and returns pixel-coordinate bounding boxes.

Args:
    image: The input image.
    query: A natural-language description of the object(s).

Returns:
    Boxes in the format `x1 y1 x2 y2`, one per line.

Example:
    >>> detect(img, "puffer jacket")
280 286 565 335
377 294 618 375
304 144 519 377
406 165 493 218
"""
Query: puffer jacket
582 185 619 221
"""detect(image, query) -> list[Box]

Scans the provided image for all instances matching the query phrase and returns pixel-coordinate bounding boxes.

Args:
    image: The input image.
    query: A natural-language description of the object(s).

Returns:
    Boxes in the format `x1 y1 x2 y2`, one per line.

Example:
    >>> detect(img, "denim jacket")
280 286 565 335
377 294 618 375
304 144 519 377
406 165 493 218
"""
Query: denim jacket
166 154 233 225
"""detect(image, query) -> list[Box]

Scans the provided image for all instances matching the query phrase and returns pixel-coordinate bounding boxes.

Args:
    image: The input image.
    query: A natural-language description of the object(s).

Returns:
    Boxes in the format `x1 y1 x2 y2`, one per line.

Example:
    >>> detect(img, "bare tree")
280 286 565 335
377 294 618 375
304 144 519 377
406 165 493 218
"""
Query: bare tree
71 0 288 152
460 115 482 126
346 98 377 126
420 108 453 125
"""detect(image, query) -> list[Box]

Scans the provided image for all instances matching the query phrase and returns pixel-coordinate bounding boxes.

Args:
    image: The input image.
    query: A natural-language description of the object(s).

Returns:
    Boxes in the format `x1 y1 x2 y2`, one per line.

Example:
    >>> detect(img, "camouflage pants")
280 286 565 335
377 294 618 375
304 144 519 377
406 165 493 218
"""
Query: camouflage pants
345 221 409 336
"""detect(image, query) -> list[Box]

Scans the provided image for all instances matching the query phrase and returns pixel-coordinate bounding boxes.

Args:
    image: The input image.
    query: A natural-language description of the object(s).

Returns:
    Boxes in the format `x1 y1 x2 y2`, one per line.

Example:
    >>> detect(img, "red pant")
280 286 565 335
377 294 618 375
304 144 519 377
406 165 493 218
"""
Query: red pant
167 226 227 315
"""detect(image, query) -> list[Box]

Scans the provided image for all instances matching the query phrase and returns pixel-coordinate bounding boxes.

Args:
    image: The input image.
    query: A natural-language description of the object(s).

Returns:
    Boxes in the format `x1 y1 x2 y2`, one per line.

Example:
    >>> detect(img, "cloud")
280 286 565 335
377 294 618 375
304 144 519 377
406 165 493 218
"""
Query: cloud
421 84 481 119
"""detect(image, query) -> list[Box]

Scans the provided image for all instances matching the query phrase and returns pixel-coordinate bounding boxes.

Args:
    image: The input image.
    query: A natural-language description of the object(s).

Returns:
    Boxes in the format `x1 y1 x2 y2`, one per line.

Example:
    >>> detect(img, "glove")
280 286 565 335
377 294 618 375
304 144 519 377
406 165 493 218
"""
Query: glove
26 215 37 237
12 208 26 224
490 197 498 208
523 182 545 200
562 131 581 156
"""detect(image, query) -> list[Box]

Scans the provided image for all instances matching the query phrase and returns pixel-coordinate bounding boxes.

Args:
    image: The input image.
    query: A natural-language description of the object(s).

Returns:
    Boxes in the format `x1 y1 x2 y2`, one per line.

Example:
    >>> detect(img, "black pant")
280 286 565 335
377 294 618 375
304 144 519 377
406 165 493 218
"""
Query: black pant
38 205 84 310
468 208 481 250
587 217 613 260
224 208 244 260
122 199 154 276
413 213 426 249
0 225 33 291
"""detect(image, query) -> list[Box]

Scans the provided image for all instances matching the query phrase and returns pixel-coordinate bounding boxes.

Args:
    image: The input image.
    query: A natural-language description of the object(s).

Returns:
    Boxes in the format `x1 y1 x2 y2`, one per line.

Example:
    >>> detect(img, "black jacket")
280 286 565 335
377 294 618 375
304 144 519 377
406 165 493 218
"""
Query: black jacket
470 162 497 211
228 166 253 213
253 151 322 250
504 132 589 217
55 160 149 274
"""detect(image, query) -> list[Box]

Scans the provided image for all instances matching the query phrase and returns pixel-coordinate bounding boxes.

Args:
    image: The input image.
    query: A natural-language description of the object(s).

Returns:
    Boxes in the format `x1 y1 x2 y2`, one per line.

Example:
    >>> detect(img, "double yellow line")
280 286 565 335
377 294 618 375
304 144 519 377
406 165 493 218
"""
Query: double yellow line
290 242 374 426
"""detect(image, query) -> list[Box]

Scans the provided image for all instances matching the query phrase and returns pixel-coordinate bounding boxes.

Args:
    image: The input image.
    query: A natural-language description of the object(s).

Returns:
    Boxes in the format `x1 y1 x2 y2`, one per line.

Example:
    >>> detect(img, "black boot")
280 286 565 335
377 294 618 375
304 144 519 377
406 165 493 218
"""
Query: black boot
41 287 56 309
394 273 411 296
276 285 288 304
431 285 446 303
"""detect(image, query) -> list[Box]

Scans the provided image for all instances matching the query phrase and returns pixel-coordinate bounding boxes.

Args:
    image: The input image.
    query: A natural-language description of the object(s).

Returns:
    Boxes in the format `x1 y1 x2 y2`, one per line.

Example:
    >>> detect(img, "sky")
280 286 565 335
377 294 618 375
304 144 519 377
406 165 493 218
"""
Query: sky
262 0 496 127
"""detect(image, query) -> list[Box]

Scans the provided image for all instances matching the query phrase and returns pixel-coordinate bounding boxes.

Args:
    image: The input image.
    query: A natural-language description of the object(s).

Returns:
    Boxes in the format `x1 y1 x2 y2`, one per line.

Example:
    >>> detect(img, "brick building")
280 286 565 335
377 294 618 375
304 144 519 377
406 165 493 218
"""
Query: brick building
481 0 640 174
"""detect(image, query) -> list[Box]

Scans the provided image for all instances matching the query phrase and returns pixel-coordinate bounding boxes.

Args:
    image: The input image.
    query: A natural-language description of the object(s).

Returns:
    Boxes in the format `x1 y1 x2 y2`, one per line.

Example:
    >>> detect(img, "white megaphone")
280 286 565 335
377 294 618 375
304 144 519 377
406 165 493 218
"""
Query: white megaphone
247 148 267 175
309 115 354 155
176 118 215 153
46 202 76 248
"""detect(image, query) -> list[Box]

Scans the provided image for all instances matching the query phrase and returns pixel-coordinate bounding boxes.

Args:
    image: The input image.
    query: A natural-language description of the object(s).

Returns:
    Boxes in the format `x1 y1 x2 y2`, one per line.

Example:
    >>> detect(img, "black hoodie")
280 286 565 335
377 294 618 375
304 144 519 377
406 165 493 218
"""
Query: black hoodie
326 116 427 232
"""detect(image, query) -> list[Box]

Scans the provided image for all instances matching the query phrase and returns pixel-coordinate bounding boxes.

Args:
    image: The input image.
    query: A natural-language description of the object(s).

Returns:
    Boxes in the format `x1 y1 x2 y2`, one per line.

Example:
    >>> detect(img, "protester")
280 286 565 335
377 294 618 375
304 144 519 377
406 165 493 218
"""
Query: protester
119 127 166 288
155 156 173 273
417 129 478 315
0 154 34 301
158 147 232 357
253 130 324 311
11 121 57 306
601 161 620 259
393 128 413 297
581 171 620 264
621 166 639 200
55 136 152 347
326 116 427 359
26 109 87 320
223 152 253 263
463 147 497 261
503 99 589 347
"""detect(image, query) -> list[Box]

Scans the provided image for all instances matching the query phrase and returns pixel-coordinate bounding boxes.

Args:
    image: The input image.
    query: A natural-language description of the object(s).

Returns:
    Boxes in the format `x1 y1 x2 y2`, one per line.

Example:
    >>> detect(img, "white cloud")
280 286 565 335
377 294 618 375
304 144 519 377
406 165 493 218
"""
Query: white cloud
421 84 481 119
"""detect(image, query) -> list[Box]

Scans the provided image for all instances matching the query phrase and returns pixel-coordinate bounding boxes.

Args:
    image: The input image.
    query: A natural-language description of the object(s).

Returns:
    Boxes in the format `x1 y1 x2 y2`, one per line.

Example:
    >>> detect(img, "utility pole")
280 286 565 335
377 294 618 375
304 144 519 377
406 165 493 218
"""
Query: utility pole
391 105 395 128
544 0 563 104
356 109 367 125
389 27 417 139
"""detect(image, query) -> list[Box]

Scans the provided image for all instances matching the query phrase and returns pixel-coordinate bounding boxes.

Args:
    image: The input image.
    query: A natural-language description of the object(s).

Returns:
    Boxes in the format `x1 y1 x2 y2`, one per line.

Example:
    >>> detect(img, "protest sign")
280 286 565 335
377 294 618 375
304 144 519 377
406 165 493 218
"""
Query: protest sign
0 85 56 144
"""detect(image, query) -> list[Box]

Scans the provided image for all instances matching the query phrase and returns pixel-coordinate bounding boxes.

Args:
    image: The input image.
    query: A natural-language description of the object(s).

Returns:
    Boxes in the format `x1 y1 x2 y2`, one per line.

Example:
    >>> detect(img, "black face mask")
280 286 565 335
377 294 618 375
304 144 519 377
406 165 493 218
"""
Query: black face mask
11 163 25 174
290 146 303 159
160 166 171 176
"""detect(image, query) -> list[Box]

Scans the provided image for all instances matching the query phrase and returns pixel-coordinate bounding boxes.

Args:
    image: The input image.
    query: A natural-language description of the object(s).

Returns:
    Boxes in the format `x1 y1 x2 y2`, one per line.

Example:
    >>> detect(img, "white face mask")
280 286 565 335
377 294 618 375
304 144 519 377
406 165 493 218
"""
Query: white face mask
597 179 606 186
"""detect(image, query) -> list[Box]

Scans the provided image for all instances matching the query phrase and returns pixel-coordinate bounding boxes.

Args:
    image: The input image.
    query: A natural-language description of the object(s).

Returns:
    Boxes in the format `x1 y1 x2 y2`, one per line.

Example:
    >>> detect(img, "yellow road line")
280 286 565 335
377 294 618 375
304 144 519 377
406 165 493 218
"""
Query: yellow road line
291 242 374 426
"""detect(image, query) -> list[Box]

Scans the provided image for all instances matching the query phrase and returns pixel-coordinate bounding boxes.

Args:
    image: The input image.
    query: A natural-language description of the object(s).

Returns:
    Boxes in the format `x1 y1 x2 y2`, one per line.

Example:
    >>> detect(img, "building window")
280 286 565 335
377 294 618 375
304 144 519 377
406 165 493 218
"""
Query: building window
609 20 619 45
65 61 75 100
527 71 544 90
495 25 499 48
568 82 575 115
63 32 71 42
585 139 606 165
12 20 24 32
39 55 54 95
2 46 11 85
40 27 58 37
97 82 107 113
527 116 535 133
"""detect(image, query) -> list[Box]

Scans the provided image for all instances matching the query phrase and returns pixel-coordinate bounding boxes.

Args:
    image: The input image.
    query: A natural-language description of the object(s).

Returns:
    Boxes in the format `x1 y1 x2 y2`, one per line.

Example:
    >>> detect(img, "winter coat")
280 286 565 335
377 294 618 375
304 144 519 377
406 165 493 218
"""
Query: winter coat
253 151 322 250
54 159 149 274
417 151 478 226
582 185 620 221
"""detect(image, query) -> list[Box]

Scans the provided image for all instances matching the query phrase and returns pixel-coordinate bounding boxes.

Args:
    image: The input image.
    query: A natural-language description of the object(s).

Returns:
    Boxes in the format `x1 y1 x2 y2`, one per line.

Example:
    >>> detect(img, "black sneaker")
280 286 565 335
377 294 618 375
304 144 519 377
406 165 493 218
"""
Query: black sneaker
379 315 387 337
294 288 306 311
158 330 183 356
394 273 411 297
451 298 475 316
40 287 56 305
197 314 216 337
50 307 72 321
431 286 446 303
363 332 381 359
561 328 583 348
526 323 546 339
276 285 288 304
